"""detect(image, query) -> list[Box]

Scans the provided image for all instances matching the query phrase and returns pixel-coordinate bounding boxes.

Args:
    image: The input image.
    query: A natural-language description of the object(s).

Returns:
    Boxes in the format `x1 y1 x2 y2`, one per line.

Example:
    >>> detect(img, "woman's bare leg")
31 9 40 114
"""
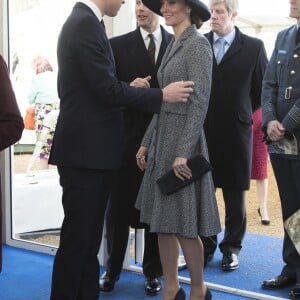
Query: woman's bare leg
178 235 207 300
158 233 181 300
257 179 269 221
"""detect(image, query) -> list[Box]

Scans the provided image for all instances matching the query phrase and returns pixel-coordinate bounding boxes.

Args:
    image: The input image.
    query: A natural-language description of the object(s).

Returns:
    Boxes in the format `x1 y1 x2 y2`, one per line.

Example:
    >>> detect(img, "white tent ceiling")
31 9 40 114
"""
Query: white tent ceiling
201 0 295 33
236 15 294 33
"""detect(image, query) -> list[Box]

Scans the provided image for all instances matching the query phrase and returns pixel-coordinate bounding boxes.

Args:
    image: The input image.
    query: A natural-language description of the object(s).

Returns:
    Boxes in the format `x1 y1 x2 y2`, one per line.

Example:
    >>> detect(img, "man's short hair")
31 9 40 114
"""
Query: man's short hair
208 0 238 15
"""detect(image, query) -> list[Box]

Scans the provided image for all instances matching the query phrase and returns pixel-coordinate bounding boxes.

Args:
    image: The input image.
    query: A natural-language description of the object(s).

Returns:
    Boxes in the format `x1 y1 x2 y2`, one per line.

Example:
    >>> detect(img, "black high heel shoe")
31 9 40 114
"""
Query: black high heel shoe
258 208 270 225
174 287 186 300
205 287 212 299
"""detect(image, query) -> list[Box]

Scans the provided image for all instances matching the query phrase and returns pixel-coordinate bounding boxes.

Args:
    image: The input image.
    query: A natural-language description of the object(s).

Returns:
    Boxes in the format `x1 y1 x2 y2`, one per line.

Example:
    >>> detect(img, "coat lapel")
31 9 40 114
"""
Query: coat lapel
160 38 182 69
155 26 172 71
129 27 173 75
160 25 195 71
206 27 243 66
206 32 217 66
292 25 300 50
222 27 243 63
75 3 117 71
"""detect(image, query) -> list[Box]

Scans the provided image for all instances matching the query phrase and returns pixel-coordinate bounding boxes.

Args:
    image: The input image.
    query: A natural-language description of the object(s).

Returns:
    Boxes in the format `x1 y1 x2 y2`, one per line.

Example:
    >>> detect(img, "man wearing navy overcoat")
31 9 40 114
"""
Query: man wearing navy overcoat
202 0 268 271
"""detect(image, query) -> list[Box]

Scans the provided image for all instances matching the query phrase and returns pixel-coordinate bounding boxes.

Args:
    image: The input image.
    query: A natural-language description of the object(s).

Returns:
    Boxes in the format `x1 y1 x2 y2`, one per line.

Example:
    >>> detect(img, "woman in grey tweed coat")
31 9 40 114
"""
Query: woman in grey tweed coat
135 0 221 299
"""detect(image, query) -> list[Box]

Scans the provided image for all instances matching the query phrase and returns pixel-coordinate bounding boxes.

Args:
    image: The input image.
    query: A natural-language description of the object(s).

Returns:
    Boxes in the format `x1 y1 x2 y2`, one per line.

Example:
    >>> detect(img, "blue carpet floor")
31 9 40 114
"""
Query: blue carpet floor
0 232 291 299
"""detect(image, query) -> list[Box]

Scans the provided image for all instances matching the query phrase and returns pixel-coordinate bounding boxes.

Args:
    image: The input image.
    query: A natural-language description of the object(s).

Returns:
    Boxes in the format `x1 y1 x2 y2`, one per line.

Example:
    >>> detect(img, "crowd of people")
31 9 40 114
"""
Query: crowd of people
2 0 300 299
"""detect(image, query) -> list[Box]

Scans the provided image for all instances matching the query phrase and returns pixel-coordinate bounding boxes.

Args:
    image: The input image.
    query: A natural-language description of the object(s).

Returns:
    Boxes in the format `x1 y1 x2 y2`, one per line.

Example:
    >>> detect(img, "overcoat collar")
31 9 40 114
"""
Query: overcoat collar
206 26 243 66
291 25 300 50
275 25 300 61
160 25 197 71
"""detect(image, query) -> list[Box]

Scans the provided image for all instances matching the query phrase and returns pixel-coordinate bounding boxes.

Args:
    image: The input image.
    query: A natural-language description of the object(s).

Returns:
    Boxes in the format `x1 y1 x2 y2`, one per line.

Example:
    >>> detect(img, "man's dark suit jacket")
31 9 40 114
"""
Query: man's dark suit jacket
204 27 268 190
0 55 24 272
49 2 163 170
109 26 172 227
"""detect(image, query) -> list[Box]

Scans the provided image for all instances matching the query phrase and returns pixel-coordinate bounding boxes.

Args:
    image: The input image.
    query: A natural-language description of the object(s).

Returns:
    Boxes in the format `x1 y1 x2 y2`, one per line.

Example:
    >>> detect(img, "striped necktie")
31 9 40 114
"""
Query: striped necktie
147 34 156 66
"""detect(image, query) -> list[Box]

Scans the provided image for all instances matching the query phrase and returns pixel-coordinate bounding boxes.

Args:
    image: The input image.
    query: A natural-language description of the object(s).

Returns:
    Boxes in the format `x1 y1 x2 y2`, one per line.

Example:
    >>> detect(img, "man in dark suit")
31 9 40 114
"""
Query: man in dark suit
202 0 268 271
99 0 172 296
49 0 193 299
0 55 24 273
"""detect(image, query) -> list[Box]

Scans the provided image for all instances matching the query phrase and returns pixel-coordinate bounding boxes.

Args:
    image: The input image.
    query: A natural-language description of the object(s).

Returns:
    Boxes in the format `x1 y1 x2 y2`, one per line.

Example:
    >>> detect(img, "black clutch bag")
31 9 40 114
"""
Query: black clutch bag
156 155 212 196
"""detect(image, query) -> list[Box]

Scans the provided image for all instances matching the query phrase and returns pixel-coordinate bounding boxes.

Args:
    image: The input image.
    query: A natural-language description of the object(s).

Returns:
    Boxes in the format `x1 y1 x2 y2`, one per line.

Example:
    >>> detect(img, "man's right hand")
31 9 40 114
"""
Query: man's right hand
162 81 194 103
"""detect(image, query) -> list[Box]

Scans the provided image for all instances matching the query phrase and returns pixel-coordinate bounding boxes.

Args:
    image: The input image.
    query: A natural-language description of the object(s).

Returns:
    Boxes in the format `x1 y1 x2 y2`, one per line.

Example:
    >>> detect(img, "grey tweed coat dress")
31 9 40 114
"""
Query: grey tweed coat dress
135 25 221 238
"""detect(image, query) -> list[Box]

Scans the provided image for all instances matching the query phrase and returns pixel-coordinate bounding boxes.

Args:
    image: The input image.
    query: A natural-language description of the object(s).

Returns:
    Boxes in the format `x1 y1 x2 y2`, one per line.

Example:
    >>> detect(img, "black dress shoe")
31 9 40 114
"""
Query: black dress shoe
204 252 214 268
221 253 239 271
262 275 296 290
289 285 300 299
201 236 217 268
144 277 162 296
205 287 212 300
99 271 120 292
173 287 186 300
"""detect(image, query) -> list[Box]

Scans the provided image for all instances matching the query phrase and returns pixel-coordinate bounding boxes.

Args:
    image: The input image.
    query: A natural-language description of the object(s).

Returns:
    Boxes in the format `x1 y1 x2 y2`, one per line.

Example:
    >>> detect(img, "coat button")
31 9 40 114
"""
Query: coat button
277 60 281 64
290 70 296 75
293 54 299 58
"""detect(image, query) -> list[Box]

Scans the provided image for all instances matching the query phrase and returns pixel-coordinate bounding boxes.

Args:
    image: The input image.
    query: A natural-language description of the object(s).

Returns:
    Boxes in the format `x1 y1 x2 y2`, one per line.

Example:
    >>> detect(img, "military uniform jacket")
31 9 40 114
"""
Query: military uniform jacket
262 25 300 157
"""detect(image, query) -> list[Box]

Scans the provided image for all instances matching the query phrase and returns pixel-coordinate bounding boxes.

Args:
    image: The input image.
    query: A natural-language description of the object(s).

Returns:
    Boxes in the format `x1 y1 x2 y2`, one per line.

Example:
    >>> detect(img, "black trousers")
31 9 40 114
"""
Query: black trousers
104 165 162 279
105 205 162 278
270 154 300 282
50 167 113 300
201 188 246 256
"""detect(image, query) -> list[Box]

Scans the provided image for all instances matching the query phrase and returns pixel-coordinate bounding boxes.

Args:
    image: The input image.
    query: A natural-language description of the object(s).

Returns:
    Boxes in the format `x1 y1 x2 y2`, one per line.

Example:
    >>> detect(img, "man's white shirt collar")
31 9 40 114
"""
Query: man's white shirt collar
80 0 103 23
140 26 162 45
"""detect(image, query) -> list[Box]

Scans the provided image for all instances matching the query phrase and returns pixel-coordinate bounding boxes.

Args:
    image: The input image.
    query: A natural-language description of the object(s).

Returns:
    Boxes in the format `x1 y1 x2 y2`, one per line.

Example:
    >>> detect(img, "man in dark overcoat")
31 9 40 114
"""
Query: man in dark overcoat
100 0 172 296
202 0 268 271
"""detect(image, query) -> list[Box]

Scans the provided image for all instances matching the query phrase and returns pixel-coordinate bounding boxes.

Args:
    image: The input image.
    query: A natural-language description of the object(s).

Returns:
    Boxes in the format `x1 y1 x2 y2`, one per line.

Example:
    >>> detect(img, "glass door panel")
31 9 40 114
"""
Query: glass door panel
9 0 75 249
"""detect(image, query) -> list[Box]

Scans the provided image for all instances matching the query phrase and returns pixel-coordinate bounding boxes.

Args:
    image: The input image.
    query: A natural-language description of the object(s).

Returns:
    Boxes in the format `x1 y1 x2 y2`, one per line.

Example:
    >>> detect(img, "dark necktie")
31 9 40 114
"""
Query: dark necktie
100 19 105 31
296 27 300 44
147 34 156 66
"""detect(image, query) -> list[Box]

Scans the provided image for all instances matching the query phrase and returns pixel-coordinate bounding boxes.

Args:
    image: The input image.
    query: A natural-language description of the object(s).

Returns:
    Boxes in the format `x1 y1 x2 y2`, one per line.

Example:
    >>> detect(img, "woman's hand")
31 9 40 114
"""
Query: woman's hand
136 146 148 171
173 157 192 181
